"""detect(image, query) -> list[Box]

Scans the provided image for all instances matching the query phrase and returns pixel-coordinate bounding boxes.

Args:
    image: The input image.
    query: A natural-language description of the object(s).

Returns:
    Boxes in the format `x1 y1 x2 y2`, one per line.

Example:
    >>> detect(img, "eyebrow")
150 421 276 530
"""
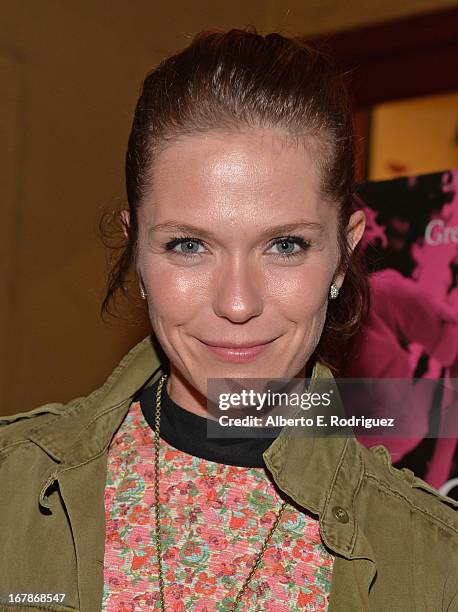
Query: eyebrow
148 220 325 240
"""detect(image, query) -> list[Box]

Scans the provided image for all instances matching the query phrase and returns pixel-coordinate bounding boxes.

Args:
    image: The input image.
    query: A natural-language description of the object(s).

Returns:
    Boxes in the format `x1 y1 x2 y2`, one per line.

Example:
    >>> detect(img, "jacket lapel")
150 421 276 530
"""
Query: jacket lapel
262 361 377 610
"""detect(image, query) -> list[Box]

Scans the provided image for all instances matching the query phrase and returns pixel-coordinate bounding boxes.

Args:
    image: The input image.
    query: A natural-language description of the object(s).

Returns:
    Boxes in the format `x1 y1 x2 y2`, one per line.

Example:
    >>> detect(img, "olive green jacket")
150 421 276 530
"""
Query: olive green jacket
0 336 457 612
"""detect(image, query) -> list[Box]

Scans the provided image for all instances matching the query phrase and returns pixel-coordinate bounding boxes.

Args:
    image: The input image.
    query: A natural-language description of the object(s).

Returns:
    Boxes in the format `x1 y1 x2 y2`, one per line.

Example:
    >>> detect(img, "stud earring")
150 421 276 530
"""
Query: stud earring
329 283 339 300
139 285 147 300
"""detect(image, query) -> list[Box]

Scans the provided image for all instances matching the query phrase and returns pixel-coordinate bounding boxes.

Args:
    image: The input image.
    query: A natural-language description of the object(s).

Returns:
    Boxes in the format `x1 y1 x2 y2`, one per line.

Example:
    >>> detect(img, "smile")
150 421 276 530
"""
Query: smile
199 338 278 363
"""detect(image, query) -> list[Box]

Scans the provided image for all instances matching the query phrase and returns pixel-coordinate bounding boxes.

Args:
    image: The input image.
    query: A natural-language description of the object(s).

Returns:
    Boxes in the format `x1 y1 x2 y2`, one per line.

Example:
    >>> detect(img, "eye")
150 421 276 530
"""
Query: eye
163 235 206 259
269 236 311 259
162 234 312 262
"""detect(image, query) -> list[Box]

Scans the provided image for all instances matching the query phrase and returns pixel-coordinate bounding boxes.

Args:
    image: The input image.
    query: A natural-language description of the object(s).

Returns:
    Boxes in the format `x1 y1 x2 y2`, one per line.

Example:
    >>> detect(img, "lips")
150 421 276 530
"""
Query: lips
199 338 278 363
202 339 277 349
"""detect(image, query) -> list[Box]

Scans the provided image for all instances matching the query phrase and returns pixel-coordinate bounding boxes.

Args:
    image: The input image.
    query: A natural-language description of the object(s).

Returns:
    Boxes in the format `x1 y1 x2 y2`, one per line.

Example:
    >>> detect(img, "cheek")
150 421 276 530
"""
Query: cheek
265 265 331 318
141 251 333 327
142 260 210 323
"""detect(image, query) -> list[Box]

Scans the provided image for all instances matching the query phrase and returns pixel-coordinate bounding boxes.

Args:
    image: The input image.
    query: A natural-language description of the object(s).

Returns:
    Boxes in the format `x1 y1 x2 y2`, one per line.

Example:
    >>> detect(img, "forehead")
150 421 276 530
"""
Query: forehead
143 127 333 226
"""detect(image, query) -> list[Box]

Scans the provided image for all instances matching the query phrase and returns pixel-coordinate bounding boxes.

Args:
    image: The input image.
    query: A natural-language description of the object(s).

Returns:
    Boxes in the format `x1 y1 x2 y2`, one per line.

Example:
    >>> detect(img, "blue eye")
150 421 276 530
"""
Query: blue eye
270 236 311 259
162 234 311 261
164 236 205 259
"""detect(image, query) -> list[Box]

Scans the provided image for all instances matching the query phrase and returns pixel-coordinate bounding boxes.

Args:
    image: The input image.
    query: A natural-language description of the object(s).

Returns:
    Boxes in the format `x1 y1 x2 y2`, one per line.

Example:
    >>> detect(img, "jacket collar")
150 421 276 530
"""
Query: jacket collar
31 335 375 563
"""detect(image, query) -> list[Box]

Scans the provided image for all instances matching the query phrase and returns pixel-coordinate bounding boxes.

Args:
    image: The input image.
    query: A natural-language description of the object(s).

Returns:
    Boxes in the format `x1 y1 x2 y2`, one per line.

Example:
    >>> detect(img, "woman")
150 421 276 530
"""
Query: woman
0 27 456 612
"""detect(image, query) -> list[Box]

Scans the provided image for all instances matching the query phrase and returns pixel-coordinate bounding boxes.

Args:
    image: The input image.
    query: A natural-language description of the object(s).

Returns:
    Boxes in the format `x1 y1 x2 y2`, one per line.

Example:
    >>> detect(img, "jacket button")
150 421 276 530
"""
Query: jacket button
332 505 349 523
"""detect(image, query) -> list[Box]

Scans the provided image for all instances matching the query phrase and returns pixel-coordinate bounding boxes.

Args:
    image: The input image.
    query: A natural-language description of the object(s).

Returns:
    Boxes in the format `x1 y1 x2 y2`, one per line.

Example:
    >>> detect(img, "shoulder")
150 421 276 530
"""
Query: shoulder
358 442 457 533
0 397 85 454
342 442 458 612
0 335 162 460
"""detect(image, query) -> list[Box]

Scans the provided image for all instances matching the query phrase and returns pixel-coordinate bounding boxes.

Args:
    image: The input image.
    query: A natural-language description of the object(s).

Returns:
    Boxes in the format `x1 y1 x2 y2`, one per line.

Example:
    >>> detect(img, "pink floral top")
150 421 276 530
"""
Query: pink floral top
102 389 334 611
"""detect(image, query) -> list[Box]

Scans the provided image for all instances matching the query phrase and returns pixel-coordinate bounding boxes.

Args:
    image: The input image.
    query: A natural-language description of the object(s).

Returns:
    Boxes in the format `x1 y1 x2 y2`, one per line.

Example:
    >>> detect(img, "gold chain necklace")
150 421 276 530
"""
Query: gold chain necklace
153 373 288 611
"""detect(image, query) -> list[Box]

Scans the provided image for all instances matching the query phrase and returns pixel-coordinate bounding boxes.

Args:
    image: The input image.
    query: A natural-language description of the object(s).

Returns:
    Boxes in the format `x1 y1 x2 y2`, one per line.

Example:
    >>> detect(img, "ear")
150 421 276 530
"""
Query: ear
333 209 366 289
346 209 366 253
120 209 130 240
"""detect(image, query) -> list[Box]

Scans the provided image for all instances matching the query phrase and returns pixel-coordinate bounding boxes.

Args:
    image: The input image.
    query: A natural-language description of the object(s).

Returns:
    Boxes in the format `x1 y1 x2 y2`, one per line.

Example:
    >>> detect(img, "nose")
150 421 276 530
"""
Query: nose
212 256 264 323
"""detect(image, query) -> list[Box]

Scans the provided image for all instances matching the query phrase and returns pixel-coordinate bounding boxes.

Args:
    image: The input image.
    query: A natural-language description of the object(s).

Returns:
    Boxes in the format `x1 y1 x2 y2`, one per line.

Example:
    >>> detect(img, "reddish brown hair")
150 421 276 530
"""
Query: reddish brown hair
100 26 370 375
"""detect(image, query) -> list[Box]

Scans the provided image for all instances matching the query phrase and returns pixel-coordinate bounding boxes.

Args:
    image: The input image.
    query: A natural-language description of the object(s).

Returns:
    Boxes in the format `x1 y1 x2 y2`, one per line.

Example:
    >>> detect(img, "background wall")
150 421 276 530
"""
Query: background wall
2 0 457 415
369 91 458 180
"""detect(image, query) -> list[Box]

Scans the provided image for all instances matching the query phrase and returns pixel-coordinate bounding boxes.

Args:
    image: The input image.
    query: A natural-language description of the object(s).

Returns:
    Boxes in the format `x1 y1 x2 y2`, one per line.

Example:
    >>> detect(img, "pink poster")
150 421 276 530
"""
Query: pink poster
345 168 458 499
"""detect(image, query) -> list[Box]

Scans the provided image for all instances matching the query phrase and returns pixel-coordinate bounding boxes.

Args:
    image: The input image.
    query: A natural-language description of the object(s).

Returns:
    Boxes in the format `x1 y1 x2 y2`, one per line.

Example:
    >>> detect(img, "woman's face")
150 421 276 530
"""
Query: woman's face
132 128 365 415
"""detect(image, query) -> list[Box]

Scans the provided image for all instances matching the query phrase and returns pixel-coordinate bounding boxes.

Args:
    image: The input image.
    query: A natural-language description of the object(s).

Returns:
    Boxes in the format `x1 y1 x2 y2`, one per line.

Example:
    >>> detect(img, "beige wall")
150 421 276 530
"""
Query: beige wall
1 0 457 415
370 92 458 181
